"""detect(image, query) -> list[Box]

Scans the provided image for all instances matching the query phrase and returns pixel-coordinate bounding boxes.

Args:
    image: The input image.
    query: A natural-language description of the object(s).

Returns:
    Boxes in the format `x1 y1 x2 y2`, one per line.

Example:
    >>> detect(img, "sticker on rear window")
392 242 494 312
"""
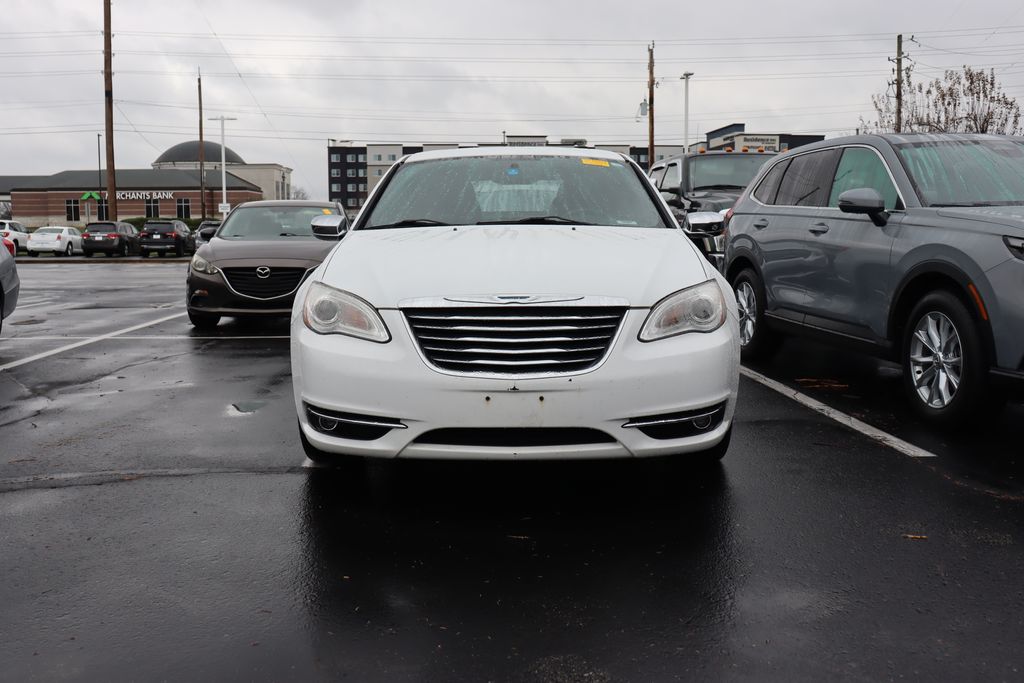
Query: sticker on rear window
581 158 610 167
322 208 333 214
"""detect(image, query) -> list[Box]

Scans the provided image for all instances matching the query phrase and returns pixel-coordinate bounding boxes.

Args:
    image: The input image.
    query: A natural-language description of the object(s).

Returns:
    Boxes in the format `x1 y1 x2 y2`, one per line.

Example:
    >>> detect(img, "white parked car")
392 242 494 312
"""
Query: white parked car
291 147 740 466
27 226 83 257
0 220 30 253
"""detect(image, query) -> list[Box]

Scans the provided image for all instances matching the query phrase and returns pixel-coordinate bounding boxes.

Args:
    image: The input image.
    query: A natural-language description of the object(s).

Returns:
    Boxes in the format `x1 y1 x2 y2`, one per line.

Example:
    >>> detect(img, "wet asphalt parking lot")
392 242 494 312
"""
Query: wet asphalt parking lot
1 262 1023 681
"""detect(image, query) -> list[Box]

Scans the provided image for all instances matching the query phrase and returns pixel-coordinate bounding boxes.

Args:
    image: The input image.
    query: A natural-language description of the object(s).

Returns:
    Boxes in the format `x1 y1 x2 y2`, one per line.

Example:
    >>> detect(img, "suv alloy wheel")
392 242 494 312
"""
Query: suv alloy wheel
902 290 987 423
731 268 779 361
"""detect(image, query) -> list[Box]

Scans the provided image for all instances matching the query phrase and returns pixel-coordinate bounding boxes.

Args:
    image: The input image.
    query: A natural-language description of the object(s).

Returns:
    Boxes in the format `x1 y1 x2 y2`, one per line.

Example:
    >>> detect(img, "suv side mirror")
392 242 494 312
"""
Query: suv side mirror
311 214 348 241
198 227 218 241
838 188 889 226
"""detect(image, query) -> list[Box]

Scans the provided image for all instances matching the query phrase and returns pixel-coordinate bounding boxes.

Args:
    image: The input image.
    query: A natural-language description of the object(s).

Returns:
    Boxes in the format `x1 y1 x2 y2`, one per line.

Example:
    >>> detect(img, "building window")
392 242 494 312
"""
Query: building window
375 169 384 176
347 169 356 178
176 198 191 219
373 154 382 161
358 183 366 192
330 153 341 163
346 154 356 162
330 183 341 192
657 154 665 160
388 154 397 161
145 198 160 218
357 153 366 162
358 169 366 177
347 198 357 207
358 197 365 206
331 168 340 177
97 198 109 221
347 183 356 192
65 199 80 222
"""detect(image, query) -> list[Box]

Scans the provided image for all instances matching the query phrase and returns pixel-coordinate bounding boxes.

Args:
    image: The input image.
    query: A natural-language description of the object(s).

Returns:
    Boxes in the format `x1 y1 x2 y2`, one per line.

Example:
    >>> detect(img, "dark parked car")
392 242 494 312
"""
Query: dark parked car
82 221 140 257
140 220 196 257
186 200 347 329
725 133 1024 424
649 148 774 264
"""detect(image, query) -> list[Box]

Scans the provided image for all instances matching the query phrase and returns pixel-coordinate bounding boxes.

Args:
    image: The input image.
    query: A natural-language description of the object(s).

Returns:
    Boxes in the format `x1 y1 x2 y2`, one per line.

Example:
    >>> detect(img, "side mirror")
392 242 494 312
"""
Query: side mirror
838 188 888 226
684 211 725 235
311 214 348 241
198 227 218 241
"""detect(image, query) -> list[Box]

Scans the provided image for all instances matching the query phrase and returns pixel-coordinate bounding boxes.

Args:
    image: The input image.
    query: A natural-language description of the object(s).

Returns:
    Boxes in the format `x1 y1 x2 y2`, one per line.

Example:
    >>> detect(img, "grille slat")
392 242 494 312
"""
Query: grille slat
405 305 625 376
222 267 308 299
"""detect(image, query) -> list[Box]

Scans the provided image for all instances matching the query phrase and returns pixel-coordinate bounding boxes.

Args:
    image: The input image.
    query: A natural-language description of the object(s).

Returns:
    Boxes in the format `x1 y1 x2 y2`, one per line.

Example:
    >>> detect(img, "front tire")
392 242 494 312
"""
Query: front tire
119 241 129 257
731 268 780 361
64 244 73 257
902 290 988 425
188 310 221 329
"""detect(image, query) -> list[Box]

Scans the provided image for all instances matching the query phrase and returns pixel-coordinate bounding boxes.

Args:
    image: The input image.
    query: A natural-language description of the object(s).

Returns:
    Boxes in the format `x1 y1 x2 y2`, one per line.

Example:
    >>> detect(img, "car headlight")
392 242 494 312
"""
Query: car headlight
302 281 390 342
190 254 219 275
639 280 727 341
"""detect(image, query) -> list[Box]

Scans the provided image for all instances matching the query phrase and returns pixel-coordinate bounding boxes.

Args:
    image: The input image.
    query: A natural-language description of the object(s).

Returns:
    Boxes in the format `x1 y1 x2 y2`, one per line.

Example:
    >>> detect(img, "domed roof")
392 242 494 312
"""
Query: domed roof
153 140 245 165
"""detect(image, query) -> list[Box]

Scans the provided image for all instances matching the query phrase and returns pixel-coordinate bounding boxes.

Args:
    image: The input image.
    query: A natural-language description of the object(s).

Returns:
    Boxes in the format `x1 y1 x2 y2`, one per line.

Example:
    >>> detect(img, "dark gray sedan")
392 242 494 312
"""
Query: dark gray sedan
725 133 1024 424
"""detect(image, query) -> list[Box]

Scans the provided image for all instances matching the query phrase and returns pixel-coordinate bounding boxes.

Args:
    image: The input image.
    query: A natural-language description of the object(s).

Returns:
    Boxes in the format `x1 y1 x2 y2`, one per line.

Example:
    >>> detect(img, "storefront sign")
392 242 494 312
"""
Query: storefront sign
109 191 175 200
734 135 780 151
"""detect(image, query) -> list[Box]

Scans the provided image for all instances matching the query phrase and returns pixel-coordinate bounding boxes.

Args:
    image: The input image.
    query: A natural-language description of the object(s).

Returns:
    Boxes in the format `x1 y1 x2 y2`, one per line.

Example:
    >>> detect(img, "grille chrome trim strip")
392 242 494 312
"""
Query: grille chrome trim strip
622 407 724 429
219 266 316 301
307 406 408 430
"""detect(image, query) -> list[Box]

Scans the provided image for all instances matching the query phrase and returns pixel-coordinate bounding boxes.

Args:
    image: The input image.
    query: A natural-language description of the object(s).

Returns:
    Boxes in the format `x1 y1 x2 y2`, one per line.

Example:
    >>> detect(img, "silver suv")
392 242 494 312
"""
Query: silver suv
725 133 1024 424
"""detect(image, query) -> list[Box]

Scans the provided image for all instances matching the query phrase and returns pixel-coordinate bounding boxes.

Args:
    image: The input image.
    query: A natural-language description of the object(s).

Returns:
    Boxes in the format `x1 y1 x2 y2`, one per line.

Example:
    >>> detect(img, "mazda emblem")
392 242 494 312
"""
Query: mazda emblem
256 266 271 279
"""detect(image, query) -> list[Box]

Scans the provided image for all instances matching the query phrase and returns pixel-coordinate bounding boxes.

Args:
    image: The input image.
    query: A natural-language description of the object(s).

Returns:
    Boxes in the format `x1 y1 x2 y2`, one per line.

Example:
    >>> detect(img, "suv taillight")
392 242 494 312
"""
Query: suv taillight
107 233 118 239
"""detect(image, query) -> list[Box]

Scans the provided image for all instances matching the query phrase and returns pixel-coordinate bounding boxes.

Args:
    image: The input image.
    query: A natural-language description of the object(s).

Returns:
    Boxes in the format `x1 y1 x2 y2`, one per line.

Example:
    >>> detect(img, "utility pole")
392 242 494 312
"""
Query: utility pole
647 42 655 171
209 115 237 218
198 68 206 219
102 0 117 219
895 33 903 134
96 133 102 219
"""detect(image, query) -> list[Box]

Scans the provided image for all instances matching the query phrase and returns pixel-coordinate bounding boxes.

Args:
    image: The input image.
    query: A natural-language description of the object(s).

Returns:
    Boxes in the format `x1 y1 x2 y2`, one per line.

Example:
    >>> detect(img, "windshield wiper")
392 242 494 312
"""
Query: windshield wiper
363 218 451 229
692 184 746 191
476 215 594 226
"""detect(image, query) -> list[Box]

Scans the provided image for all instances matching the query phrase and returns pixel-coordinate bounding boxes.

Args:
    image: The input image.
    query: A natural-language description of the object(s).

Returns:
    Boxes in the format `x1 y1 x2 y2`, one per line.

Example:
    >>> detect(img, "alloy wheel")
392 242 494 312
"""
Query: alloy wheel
908 311 963 409
736 281 757 346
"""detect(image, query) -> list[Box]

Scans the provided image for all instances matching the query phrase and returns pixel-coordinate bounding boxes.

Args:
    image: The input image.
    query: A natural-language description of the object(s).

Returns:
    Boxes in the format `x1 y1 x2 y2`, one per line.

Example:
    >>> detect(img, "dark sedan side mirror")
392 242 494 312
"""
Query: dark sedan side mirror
838 188 889 226
311 214 348 241
198 227 218 241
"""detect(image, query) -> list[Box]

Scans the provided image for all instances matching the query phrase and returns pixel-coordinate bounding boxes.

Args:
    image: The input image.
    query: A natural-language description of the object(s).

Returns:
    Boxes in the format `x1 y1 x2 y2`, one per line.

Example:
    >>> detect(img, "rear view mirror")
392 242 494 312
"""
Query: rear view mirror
198 227 218 241
311 214 348 241
838 188 888 226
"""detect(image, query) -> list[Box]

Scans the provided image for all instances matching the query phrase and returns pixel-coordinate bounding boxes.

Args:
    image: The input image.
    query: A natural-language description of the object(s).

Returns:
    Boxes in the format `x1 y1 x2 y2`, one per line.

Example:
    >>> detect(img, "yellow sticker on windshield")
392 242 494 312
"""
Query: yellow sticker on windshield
581 158 610 167
322 208 333 214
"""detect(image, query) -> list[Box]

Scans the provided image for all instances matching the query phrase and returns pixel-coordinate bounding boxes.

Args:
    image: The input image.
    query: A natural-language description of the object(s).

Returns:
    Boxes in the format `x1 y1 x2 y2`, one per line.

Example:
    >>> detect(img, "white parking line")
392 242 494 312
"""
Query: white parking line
740 366 938 458
0 310 187 372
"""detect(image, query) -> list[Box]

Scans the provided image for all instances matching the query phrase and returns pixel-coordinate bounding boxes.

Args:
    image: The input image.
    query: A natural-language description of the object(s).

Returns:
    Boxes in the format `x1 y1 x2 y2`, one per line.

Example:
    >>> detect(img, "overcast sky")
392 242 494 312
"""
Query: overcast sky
4 0 1024 198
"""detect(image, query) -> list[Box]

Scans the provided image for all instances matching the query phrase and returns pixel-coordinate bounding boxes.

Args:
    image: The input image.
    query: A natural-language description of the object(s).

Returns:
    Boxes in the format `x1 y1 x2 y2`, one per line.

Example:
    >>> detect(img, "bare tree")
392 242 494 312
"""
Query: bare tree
864 64 1021 135
290 186 310 200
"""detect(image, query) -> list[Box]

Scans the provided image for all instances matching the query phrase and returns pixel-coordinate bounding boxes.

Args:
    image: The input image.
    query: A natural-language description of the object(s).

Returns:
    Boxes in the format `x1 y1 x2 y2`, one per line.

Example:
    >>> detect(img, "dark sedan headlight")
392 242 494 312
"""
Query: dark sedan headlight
639 280 727 341
190 254 219 275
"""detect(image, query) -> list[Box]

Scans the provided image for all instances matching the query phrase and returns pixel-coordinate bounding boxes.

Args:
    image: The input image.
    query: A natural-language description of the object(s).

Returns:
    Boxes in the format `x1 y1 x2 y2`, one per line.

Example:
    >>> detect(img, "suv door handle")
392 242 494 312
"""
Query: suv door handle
753 219 769 229
809 222 830 235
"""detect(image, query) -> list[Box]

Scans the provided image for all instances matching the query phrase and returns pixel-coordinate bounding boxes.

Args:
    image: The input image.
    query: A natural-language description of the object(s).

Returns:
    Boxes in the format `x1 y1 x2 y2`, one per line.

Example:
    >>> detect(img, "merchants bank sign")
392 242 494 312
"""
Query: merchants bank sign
109 191 176 200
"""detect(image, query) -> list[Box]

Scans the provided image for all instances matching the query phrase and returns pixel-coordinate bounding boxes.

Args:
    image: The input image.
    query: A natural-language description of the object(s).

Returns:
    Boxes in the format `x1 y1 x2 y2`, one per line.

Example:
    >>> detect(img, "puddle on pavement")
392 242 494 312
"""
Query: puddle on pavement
228 401 267 416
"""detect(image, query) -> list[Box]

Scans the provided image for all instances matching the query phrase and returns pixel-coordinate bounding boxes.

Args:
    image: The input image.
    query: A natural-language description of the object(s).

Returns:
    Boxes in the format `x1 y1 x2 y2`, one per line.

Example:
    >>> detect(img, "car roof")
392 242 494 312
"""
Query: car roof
774 132 1017 157
403 145 628 164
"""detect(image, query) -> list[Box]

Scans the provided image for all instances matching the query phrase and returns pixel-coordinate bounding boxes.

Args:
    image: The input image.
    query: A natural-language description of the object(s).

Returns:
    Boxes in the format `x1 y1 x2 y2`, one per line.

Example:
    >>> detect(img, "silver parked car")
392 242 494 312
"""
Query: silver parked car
0 239 20 334
725 133 1024 424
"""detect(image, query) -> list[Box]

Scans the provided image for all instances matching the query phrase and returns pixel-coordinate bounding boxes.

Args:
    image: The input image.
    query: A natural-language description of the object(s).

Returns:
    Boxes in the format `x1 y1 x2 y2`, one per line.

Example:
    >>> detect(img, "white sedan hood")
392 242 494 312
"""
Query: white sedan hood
319 225 709 308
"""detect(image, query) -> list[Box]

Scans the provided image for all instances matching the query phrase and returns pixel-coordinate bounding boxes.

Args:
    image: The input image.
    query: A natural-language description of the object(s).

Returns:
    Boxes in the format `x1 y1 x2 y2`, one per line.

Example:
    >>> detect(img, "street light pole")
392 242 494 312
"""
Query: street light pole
208 115 237 218
680 72 694 153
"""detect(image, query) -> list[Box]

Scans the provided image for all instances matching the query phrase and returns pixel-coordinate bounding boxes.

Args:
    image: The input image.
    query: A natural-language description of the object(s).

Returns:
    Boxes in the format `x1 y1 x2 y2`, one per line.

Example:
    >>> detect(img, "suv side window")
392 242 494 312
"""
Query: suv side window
753 159 790 205
662 162 682 191
828 147 899 210
775 149 840 207
649 166 667 188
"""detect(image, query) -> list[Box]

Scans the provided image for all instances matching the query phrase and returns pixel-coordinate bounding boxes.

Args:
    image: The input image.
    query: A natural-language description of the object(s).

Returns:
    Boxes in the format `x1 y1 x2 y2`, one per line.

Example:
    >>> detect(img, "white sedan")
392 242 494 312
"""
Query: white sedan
291 147 740 466
27 227 83 257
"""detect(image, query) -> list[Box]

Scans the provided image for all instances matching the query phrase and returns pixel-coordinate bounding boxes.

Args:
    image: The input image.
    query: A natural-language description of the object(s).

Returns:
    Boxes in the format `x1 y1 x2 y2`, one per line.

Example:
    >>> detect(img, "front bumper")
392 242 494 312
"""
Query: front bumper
292 307 740 460
186 268 295 316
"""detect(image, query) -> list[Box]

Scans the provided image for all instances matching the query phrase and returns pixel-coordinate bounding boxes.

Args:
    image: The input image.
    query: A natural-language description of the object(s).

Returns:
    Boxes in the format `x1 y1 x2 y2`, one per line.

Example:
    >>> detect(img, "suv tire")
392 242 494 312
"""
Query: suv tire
731 268 780 361
902 290 987 425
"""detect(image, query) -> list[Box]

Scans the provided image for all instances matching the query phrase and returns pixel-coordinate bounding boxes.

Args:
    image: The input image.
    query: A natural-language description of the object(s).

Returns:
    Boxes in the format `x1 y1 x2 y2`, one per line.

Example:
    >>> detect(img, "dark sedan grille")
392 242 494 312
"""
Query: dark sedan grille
222 267 308 299
404 306 626 376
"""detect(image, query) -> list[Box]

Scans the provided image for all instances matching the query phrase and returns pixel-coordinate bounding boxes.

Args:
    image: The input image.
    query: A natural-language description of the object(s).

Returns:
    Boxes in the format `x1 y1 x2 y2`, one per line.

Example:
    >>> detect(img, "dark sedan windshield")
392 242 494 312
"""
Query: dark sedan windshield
687 155 770 192
895 138 1024 206
218 206 338 240
363 154 668 229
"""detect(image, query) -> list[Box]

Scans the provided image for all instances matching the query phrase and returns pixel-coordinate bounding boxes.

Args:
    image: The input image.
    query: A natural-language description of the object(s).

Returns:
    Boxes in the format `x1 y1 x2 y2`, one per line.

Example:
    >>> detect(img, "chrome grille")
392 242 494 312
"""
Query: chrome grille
404 306 626 376
221 267 308 299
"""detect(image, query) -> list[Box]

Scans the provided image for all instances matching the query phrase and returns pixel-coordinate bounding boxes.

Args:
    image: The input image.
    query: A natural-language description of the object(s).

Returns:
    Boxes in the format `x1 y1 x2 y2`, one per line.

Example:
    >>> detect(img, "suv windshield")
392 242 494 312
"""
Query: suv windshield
218 206 338 240
364 154 667 229
895 138 1024 206
687 154 770 192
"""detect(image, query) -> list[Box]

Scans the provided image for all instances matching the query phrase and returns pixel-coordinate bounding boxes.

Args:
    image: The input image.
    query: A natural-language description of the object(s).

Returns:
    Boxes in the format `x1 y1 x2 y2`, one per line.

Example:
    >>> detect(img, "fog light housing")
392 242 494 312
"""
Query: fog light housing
692 414 713 430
